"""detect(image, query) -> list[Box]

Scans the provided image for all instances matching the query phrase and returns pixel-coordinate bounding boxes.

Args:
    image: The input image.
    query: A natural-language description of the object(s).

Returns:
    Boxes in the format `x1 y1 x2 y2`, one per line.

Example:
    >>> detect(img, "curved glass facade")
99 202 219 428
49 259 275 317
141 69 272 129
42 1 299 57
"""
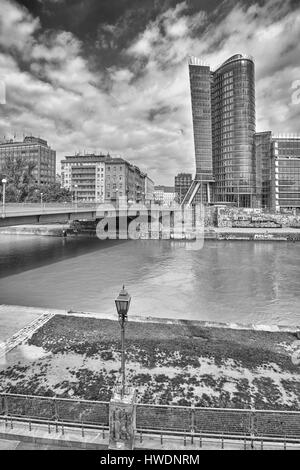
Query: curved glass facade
211 55 256 207
189 58 214 183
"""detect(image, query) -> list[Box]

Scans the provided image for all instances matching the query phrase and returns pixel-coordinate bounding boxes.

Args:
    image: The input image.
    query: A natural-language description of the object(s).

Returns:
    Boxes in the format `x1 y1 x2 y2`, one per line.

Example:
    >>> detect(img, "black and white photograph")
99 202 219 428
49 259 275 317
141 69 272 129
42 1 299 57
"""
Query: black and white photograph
0 0 299 457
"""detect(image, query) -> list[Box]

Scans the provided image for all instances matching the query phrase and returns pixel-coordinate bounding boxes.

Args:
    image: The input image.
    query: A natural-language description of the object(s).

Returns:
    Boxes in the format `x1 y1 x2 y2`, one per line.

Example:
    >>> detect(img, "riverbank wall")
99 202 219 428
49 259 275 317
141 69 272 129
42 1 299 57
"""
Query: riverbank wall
1 304 299 334
1 224 300 242
0 224 69 237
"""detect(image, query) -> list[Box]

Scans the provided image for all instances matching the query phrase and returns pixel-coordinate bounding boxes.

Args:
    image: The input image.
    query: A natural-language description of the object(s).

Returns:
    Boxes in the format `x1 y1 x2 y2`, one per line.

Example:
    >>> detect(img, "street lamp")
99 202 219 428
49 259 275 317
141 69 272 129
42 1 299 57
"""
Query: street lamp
74 184 78 211
40 192 44 209
1 178 7 218
115 285 131 398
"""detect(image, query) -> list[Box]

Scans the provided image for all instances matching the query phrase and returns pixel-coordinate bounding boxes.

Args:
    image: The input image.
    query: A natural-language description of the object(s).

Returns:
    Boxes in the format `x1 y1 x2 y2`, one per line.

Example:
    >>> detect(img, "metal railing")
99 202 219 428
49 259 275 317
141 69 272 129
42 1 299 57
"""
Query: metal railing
0 393 109 427
1 393 299 440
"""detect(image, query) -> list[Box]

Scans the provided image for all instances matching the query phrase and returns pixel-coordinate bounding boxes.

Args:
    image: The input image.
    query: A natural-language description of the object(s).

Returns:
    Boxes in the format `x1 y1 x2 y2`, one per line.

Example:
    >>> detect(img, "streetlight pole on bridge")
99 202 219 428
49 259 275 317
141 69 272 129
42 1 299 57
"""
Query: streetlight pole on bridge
1 178 7 218
74 184 78 212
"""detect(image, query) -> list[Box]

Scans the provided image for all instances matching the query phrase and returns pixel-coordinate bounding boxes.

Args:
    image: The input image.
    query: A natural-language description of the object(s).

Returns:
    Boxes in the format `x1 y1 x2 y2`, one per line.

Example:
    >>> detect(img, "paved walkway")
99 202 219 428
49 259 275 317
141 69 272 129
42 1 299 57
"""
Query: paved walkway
0 419 299 450
136 434 300 451
0 419 108 450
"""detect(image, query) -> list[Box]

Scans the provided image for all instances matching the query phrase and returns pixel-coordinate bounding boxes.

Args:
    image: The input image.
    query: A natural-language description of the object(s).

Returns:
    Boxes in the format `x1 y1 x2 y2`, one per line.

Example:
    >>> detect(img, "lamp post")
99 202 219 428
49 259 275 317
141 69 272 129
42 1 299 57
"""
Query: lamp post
1 178 7 218
115 285 131 398
40 192 44 210
74 184 78 212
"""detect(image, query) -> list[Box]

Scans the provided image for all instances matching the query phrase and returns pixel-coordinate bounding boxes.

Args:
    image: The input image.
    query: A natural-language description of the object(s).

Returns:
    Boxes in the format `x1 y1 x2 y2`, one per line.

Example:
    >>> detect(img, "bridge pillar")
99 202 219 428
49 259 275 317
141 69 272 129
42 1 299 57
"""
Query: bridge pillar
109 387 136 450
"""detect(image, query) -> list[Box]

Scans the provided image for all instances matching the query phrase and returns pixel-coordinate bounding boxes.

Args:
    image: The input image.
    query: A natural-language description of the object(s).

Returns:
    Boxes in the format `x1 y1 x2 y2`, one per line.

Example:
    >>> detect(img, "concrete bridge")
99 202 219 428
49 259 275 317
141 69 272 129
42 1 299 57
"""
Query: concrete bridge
0 203 99 227
0 203 189 230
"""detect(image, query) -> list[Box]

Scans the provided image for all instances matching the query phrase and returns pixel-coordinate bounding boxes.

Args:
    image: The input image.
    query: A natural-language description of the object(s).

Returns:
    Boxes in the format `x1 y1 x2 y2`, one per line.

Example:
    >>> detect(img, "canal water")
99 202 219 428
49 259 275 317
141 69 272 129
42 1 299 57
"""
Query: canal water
0 235 299 327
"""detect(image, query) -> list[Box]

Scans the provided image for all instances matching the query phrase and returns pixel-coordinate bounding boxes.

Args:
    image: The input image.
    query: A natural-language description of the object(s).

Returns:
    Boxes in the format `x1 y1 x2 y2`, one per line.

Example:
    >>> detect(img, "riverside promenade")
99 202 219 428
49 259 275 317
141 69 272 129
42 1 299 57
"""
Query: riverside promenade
0 306 299 450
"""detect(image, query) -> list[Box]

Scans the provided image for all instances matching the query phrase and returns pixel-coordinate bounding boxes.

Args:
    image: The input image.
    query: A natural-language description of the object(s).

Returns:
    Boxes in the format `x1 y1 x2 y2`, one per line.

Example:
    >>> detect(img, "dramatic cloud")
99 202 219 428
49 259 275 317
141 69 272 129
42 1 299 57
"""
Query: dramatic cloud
0 0 300 184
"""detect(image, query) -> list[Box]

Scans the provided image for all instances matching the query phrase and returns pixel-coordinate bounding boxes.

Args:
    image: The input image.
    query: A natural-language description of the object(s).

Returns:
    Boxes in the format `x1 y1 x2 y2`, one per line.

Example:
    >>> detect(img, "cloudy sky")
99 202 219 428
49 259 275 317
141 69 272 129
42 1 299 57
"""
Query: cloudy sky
0 0 300 184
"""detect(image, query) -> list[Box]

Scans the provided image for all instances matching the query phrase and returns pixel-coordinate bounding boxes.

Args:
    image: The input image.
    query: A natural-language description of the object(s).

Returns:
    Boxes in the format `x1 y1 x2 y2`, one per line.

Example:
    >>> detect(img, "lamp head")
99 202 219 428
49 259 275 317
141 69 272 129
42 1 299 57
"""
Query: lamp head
115 285 131 320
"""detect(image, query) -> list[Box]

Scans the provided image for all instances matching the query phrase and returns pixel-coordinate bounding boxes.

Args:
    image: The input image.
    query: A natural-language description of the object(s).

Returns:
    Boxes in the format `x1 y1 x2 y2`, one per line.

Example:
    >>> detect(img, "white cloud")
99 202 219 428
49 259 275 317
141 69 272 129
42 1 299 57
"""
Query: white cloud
0 0 39 51
0 0 300 185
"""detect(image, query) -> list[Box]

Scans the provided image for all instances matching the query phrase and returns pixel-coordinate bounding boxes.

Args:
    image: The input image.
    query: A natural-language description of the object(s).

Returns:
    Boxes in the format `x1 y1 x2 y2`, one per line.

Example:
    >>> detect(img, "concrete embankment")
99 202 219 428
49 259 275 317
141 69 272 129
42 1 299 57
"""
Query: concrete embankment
206 228 300 242
1 304 299 333
1 224 300 241
0 224 69 237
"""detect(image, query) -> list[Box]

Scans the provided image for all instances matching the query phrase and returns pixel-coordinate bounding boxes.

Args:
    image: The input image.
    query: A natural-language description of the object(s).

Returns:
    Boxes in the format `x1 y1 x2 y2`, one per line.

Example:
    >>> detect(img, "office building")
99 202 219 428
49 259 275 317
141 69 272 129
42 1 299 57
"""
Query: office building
254 131 272 209
0 136 56 185
175 173 193 204
62 154 150 204
144 176 155 204
186 54 257 208
61 154 107 203
105 159 146 204
154 186 176 206
255 133 300 211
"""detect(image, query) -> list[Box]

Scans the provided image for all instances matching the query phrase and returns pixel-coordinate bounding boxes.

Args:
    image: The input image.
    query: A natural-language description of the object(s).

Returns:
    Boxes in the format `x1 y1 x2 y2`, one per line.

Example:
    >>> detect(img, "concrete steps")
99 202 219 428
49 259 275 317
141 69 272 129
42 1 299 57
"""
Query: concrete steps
0 312 55 359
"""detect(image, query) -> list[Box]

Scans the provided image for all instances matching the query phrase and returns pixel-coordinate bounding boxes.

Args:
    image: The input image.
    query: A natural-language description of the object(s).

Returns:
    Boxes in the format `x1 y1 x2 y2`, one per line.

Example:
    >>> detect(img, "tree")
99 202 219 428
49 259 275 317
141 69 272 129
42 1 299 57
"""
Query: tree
1 155 37 202
38 183 72 203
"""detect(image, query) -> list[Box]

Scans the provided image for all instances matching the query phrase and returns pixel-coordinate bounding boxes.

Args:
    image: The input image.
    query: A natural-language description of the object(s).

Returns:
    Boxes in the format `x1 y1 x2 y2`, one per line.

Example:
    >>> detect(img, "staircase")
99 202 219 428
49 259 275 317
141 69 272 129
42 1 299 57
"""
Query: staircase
181 181 201 206
0 312 55 360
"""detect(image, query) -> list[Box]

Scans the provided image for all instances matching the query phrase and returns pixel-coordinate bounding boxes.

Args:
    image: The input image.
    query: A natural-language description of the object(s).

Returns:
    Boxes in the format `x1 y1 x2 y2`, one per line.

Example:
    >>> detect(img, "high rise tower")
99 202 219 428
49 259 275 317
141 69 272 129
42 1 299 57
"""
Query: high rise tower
212 54 256 207
184 54 257 208
183 57 214 205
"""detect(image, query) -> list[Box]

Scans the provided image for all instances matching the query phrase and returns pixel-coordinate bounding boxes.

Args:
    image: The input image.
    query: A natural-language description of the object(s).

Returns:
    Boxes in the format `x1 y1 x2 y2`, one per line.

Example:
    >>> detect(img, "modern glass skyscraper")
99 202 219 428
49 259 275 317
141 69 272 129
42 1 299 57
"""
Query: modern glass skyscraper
212 54 256 207
187 54 257 208
186 57 214 205
189 57 214 183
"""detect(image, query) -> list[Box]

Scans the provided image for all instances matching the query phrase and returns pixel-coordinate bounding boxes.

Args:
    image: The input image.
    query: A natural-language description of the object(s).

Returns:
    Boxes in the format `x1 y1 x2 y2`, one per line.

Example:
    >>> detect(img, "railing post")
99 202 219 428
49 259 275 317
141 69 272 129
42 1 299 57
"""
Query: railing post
184 433 186 447
48 422 51 434
250 409 256 436
53 397 58 421
161 433 163 445
4 395 8 416
261 439 263 450
199 433 202 449
190 403 195 434
81 424 85 438
221 433 224 449
140 432 143 443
